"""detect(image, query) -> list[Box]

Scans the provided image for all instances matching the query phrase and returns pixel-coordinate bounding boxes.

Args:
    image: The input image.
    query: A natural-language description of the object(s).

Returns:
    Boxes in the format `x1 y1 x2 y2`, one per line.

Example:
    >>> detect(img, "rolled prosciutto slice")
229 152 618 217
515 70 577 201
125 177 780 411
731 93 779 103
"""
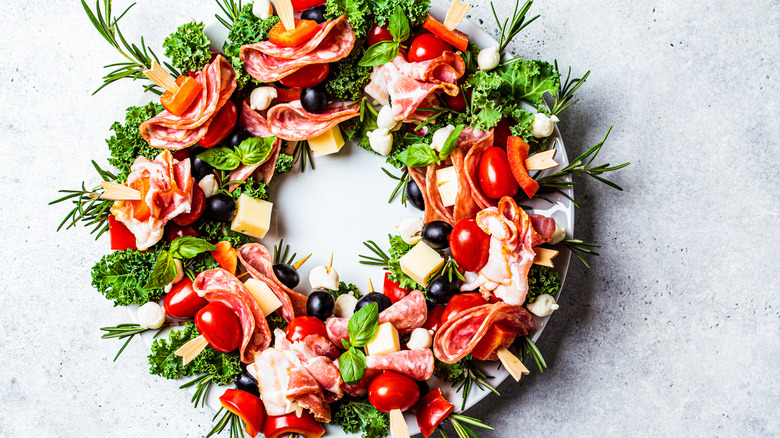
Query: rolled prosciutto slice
266 100 360 141
237 243 308 321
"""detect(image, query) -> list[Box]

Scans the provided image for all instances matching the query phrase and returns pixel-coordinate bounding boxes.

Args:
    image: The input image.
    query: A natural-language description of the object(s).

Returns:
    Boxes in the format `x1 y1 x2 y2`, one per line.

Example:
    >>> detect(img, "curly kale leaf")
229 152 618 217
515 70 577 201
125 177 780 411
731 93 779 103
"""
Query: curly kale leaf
325 0 372 39
163 21 211 73
332 397 390 438
325 47 372 102
148 323 241 383
526 265 561 303
466 69 504 131
274 153 294 176
196 219 253 248
91 248 164 306
387 235 422 290
498 59 560 107
333 281 362 299
373 0 430 27
106 103 162 181
506 106 551 153
223 5 280 88
231 176 270 201
434 357 467 382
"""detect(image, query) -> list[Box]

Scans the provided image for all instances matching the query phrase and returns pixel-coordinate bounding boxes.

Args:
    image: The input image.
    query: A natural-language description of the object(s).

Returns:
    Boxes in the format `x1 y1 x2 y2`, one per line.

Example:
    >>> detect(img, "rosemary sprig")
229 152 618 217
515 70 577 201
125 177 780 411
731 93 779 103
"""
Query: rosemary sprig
436 257 466 282
382 167 410 206
206 407 245 438
180 373 214 408
442 414 494 438
100 322 171 362
452 359 499 410
518 336 547 373
50 161 117 239
562 238 600 269
551 60 591 115
273 238 297 265
292 141 315 172
358 240 391 269
535 127 630 207
215 0 243 30
491 0 539 54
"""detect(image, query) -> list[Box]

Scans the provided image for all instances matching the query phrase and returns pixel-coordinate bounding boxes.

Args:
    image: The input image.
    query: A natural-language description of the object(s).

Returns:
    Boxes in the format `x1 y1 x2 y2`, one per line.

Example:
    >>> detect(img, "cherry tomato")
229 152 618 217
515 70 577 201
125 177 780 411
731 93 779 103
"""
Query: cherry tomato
173 184 205 226
220 389 266 438
366 25 393 47
199 100 237 147
368 371 420 413
274 86 303 102
163 277 208 319
279 63 330 88
408 33 452 63
422 305 446 333
285 316 329 343
478 146 519 199
263 411 325 438
493 117 512 148
441 88 466 112
290 0 325 12
382 272 409 304
165 223 199 242
108 215 136 251
448 219 490 272
440 292 488 323
195 302 243 353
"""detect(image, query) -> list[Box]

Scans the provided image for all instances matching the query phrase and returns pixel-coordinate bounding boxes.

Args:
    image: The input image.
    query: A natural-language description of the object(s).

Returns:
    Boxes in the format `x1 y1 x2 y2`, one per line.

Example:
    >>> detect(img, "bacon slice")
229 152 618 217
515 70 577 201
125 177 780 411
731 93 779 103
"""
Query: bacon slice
266 100 360 141
139 55 236 150
237 243 308 321
241 16 355 83
433 302 535 363
326 291 428 345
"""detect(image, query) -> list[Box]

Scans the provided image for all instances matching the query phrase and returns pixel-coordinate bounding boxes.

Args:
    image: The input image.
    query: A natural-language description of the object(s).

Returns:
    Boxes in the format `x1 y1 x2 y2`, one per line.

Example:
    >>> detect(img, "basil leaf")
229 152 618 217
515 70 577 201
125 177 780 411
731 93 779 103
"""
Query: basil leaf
438 125 466 159
197 147 241 171
359 41 399 67
338 347 367 385
397 143 439 168
236 136 276 166
388 6 410 43
143 250 177 290
170 236 218 259
347 302 379 348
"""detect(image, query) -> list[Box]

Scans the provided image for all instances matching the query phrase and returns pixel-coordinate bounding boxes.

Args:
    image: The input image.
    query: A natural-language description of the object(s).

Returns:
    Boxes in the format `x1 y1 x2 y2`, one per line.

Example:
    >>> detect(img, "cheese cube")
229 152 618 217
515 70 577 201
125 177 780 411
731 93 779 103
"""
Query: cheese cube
365 322 400 356
436 166 457 186
399 241 445 286
308 125 344 157
436 166 458 207
244 278 282 316
230 194 273 239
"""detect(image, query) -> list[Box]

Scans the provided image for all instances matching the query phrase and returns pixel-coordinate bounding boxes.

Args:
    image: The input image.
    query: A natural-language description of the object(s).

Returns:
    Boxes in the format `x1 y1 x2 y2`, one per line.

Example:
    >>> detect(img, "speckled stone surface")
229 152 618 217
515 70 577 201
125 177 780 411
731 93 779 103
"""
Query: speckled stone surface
1 0 777 436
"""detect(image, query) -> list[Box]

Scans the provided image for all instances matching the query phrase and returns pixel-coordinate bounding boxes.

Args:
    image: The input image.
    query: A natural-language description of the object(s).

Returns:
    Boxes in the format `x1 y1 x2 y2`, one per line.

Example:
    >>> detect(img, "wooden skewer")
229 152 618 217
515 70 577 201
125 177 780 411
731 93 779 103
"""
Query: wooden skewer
389 409 410 438
533 248 559 268
496 347 530 382
443 0 471 31
368 279 375 293
525 149 558 171
143 61 179 93
174 335 209 365
293 253 312 270
326 252 334 273
274 0 296 31
100 181 141 201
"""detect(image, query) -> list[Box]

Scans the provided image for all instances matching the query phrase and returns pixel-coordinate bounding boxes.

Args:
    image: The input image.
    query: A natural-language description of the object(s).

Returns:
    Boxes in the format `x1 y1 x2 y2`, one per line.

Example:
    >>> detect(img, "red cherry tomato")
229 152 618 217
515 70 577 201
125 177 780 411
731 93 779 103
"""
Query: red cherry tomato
441 88 467 112
478 146 519 199
366 25 393 47
165 223 199 242
108 215 136 251
382 272 409 304
285 316 329 343
199 100 237 147
290 0 325 12
219 389 266 438
440 292 488 323
263 411 325 438
368 371 420 413
279 63 329 88
195 302 243 353
274 86 303 102
422 305 446 333
408 33 452 63
172 184 205 226
448 219 490 272
164 277 208 319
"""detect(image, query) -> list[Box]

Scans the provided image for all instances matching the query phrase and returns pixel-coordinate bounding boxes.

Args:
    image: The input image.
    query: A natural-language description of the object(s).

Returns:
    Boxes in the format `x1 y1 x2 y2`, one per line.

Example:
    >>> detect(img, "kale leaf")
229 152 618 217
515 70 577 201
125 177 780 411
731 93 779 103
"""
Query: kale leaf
387 235 422 290
196 219 253 248
333 281 362 299
325 47 372 102
373 0 430 27
274 153 294 175
433 357 467 382
91 248 164 306
332 397 390 438
223 5 280 88
163 21 211 73
325 0 372 39
106 103 162 181
498 59 560 107
526 265 561 303
231 176 270 201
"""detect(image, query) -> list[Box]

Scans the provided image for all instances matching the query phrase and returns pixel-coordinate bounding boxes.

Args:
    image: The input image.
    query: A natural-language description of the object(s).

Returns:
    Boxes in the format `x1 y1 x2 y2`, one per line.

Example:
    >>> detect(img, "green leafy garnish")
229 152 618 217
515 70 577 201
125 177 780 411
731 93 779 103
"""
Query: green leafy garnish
230 176 270 201
106 102 163 181
359 236 422 291
100 322 173 361
338 303 379 384
498 59 561 107
143 237 217 289
163 21 211 73
325 47 372 101
334 281 362 299
325 0 372 39
274 153 295 176
525 265 561 303
196 219 253 248
332 397 390 438
434 356 499 410
91 248 163 306
50 161 117 239
373 0 430 28
197 136 276 170
492 0 539 54
359 7 409 67
396 125 465 167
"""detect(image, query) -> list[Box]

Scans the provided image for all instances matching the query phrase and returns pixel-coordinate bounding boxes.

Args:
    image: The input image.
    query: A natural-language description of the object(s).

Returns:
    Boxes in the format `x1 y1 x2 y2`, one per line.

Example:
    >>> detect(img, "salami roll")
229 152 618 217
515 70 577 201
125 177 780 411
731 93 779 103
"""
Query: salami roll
237 243 308 321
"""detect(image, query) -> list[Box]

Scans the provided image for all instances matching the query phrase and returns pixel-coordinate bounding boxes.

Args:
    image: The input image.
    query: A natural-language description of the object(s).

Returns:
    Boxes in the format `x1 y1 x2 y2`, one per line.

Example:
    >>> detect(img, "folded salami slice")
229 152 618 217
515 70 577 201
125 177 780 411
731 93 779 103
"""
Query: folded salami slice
341 350 434 396
450 147 480 223
266 100 360 141
237 243 308 321
326 291 428 345
433 302 535 364
241 16 355 83
139 55 236 150
226 102 283 191
408 166 449 224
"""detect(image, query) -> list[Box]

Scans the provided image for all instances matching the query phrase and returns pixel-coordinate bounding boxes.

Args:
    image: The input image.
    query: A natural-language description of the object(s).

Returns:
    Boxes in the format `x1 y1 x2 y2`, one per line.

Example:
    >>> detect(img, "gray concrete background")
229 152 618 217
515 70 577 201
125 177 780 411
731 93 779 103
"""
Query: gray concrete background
0 0 777 436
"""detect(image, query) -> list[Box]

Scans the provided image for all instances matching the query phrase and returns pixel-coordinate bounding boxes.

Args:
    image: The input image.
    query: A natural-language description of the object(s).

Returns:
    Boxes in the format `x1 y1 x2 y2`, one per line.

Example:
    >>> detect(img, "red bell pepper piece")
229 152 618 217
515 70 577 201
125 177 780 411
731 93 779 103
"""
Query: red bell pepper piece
470 323 516 361
262 411 325 438
506 136 540 199
291 0 325 12
219 389 266 438
414 388 455 438
129 177 151 221
422 14 469 52
108 215 136 251
422 305 446 333
382 272 409 304
211 241 238 275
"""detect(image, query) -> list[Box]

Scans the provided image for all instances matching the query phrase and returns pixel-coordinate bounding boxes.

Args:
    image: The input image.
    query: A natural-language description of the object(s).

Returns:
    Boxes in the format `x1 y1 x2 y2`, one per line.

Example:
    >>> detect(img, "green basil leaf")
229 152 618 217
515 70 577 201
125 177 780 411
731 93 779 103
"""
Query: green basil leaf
170 236 218 259
388 6 410 43
338 347 367 385
438 125 466 159
358 41 399 67
143 250 177 290
236 136 276 166
197 147 241 171
347 302 379 348
397 143 439 168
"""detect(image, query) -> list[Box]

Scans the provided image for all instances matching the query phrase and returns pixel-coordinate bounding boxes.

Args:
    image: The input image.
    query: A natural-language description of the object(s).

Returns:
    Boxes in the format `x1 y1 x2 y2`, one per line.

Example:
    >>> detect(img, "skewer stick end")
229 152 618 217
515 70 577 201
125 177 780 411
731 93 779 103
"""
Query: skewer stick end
496 346 529 382
389 409 410 438
293 253 312 270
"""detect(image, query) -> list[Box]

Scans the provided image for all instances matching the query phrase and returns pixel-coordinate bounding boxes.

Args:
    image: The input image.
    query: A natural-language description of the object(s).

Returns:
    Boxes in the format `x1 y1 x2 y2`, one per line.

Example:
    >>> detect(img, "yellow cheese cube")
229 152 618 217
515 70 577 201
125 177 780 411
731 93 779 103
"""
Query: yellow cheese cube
230 194 273 239
399 241 445 287
365 322 400 356
308 125 344 157
437 181 458 207
436 166 457 186
244 278 282 316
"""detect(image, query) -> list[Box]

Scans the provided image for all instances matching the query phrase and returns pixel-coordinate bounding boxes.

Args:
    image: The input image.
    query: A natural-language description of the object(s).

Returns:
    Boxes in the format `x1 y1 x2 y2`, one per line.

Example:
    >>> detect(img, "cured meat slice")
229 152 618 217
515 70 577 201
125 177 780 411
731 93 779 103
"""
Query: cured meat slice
229 100 283 191
433 302 535 363
237 243 308 321
111 150 193 250
460 127 496 210
241 16 355 83
425 162 454 224
139 55 236 150
266 100 360 141
365 349 434 381
326 291 428 345
253 348 295 416
394 51 465 94
528 213 555 245
408 166 449 224
450 147 481 223
303 334 340 361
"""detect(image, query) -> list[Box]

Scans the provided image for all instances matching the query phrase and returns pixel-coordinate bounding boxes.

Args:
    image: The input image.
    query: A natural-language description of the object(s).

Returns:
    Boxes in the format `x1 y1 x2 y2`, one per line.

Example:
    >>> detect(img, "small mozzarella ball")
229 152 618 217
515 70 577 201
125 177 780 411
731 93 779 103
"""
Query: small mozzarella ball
550 223 567 245
198 174 219 198
376 106 397 131
398 217 424 245
430 125 456 152
309 265 340 290
253 0 273 20
531 113 560 138
368 129 393 156
250 86 278 111
406 328 433 350
477 46 501 71
526 294 560 317
175 15 195 28
334 294 358 319
137 302 166 329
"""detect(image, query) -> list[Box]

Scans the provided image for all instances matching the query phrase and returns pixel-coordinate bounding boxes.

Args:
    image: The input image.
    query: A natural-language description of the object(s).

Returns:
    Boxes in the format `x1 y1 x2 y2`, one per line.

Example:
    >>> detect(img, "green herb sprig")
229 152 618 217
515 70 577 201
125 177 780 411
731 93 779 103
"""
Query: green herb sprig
518 336 547 372
50 161 116 239
180 373 215 408
562 238 601 269
206 407 244 438
215 0 244 30
144 237 217 289
492 0 539 54
273 238 297 265
551 60 591 115
292 140 315 172
441 415 495 438
100 322 173 361
382 167 410 206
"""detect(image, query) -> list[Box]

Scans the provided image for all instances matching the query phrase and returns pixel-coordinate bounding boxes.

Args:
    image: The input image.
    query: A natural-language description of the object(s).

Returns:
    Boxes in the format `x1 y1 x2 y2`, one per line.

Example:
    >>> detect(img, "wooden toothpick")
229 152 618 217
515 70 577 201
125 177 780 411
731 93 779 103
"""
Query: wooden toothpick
443 0 471 31
275 0 296 31
496 347 530 382
389 409 410 438
143 61 179 93
368 279 375 293
533 248 559 268
100 182 141 201
293 253 312 270
525 149 559 171
174 335 209 365
326 252 334 273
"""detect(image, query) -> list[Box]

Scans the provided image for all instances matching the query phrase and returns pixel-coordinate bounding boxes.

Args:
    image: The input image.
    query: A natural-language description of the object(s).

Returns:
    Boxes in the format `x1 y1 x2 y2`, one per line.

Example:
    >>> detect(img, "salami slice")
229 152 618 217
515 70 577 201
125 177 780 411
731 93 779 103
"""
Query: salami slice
266 100 360 141
365 349 435 381
230 100 283 191
408 166 449 224
450 147 481 223
237 243 308 321
425 162 454 224
325 291 428 345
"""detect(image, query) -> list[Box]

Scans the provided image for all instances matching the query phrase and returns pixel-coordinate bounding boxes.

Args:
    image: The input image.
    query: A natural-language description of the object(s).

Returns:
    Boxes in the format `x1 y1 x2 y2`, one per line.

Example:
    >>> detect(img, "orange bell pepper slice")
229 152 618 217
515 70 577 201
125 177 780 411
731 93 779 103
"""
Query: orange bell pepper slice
211 241 238 275
161 75 202 117
471 323 517 361
128 177 152 222
269 19 320 48
506 136 540 199
422 14 469 52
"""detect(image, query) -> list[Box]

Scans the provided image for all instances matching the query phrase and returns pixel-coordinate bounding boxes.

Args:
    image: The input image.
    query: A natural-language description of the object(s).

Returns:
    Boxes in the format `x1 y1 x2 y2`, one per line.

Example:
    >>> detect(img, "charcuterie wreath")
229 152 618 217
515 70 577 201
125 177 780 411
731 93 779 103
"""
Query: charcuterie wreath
53 0 629 436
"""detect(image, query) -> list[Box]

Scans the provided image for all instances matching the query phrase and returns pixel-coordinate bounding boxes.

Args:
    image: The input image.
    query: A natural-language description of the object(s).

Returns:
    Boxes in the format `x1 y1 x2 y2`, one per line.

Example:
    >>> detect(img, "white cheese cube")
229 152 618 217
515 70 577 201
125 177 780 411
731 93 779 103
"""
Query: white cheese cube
399 241 445 286
308 125 345 157
437 181 458 207
244 278 282 316
365 322 400 356
230 194 273 239
436 166 457 186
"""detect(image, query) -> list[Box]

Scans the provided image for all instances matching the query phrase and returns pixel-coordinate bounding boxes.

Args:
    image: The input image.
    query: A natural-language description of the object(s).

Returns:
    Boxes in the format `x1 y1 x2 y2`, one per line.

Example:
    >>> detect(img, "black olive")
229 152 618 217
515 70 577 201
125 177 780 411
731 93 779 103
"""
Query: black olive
191 156 214 181
301 87 328 114
354 292 392 313
416 379 430 396
273 263 299 289
406 179 425 210
426 275 461 305
228 129 251 147
234 371 260 397
422 221 453 249
204 193 236 222
307 289 336 320
301 5 327 23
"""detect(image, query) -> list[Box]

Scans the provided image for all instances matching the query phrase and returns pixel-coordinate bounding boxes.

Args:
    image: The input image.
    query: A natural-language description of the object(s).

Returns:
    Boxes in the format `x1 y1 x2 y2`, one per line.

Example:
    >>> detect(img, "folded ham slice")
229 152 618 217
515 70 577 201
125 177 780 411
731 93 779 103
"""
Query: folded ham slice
266 100 360 140
237 243 308 321
241 16 355 83
139 55 236 150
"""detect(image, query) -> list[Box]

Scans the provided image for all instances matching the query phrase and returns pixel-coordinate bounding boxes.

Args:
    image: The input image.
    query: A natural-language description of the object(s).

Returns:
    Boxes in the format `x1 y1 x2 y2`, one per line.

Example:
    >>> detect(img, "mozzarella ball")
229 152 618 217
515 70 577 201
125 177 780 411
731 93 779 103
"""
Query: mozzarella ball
430 125 456 152
253 0 273 20
531 113 560 138
407 328 433 350
198 174 219 198
137 302 166 329
376 105 398 131
368 129 393 156
550 223 567 245
477 46 501 71
526 294 560 317
398 217 424 245
334 294 358 319
250 86 278 111
309 265 340 291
